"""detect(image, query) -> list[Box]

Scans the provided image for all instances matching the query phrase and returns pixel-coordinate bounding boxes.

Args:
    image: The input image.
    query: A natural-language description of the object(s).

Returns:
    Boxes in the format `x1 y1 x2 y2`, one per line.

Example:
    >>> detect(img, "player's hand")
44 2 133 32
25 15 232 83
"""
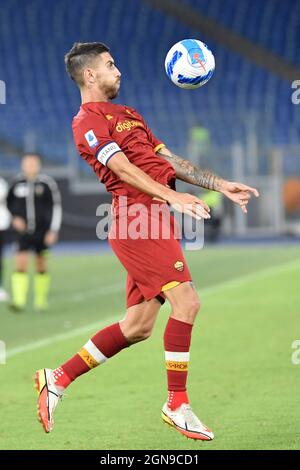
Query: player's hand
167 192 211 220
220 181 259 214
44 231 58 246
12 217 26 233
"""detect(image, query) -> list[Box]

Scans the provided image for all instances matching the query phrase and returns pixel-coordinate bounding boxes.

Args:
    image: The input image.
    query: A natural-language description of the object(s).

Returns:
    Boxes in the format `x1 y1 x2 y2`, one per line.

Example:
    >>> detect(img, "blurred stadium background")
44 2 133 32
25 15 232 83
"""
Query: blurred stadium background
0 0 300 451
1 0 300 238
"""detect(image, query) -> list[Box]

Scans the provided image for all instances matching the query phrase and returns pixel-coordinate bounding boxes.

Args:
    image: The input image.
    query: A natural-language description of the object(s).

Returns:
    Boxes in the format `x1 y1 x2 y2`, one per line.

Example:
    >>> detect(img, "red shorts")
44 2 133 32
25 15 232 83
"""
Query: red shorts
108 202 192 308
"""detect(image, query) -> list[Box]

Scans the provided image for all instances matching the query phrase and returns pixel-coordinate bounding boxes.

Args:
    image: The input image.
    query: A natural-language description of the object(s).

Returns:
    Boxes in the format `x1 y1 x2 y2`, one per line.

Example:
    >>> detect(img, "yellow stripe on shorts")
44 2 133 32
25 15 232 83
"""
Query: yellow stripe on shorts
161 281 181 292
154 143 166 153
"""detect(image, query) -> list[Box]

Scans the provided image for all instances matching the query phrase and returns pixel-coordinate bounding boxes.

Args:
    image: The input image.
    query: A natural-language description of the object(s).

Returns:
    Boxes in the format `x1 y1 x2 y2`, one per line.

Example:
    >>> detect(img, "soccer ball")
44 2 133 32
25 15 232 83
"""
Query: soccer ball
165 39 215 89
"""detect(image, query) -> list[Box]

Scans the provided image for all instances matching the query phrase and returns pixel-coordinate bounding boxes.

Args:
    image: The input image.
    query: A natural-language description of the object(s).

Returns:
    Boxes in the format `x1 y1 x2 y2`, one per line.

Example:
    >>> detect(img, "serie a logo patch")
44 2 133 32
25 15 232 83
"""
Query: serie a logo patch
84 129 99 148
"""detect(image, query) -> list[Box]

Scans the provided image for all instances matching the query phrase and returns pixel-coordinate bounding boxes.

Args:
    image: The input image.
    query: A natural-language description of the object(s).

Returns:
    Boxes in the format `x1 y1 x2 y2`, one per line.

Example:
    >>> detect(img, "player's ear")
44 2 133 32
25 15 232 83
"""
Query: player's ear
84 67 96 86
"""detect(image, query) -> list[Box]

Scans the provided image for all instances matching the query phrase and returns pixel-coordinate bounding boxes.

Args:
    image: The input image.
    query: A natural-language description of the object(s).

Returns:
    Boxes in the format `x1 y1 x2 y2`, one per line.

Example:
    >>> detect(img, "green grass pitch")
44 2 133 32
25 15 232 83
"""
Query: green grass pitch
0 245 300 450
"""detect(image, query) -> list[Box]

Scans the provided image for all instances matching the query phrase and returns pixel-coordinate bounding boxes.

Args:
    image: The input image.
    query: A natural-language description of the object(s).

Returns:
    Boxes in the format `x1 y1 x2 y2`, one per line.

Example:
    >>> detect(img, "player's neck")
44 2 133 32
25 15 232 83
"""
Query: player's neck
81 88 110 104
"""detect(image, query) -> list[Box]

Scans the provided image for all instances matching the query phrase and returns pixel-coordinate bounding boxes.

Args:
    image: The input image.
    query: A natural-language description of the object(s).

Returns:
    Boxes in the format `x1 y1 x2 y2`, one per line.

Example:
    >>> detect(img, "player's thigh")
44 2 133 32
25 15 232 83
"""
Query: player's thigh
119 297 162 342
163 281 200 324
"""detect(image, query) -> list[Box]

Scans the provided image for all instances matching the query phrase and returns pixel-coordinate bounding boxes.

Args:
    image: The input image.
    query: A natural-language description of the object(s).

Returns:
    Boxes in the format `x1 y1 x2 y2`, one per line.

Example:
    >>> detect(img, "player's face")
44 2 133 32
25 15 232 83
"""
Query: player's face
94 52 121 99
22 155 41 179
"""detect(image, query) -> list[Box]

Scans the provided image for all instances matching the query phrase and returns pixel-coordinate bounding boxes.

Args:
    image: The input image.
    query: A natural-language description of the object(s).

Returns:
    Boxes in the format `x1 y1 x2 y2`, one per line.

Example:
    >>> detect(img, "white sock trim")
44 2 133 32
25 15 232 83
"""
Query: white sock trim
84 339 107 364
165 351 190 362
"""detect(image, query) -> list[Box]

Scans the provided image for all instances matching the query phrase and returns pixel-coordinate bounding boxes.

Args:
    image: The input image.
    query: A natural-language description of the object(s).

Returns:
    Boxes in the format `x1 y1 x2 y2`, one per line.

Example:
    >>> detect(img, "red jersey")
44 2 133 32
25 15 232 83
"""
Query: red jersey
72 102 176 212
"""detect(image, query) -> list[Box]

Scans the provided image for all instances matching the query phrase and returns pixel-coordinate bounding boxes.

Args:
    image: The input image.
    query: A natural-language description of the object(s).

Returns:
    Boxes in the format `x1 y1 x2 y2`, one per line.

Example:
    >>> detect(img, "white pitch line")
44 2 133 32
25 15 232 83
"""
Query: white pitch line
6 317 121 359
197 257 300 298
6 257 300 359
52 281 125 303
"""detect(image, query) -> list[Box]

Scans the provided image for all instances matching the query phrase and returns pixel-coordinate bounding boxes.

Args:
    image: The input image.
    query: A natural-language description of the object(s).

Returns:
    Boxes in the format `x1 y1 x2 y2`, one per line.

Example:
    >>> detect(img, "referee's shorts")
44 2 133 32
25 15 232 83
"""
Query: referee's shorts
15 230 48 255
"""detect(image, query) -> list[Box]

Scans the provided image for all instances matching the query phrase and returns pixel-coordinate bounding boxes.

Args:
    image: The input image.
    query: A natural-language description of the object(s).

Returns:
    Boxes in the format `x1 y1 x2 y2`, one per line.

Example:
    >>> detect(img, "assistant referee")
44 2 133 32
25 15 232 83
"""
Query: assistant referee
7 153 62 311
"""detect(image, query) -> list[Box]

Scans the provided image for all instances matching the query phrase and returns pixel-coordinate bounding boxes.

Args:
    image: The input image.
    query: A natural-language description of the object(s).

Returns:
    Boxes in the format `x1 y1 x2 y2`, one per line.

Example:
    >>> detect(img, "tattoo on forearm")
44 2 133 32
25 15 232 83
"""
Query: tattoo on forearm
158 151 224 191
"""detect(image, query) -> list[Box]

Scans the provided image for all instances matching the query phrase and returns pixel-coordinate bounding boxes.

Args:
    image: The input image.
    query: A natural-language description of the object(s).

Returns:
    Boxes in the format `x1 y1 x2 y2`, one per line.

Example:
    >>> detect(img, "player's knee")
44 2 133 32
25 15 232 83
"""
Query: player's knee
137 327 153 342
173 292 201 323
186 294 201 320
130 327 152 343
123 324 153 343
194 294 201 313
184 291 201 314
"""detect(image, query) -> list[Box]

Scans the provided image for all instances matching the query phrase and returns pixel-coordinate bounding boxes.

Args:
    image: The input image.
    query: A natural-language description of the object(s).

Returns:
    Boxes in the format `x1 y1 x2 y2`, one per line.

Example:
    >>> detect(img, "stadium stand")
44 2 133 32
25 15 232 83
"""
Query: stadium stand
0 0 298 177
181 0 300 65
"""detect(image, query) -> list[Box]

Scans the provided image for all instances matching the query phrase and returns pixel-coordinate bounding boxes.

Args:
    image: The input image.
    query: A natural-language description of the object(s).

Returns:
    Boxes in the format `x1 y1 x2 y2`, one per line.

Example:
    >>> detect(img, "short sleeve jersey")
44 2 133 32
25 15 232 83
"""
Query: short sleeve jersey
72 102 176 208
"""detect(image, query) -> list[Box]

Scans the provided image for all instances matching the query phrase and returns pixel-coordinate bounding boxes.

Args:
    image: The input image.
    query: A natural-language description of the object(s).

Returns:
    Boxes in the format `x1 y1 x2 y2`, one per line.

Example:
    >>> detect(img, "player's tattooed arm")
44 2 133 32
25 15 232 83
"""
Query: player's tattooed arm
157 147 226 191
158 147 259 214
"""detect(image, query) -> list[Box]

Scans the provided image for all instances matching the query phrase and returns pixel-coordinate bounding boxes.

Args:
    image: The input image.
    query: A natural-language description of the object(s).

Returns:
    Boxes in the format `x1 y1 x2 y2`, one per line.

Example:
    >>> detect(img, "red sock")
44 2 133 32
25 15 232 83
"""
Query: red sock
167 390 189 410
164 317 193 410
53 367 71 389
53 322 128 389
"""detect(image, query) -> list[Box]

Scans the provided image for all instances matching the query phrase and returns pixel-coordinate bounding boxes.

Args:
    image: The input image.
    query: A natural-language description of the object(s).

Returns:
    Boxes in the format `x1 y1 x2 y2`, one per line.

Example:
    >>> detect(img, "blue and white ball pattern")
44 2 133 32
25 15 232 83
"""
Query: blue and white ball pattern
165 39 215 89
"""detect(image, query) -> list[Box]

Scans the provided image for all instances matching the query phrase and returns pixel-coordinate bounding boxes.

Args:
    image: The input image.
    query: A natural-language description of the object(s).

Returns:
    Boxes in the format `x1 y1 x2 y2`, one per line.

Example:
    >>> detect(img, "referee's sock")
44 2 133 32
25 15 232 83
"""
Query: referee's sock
34 272 50 310
53 322 129 389
164 317 192 410
11 271 29 309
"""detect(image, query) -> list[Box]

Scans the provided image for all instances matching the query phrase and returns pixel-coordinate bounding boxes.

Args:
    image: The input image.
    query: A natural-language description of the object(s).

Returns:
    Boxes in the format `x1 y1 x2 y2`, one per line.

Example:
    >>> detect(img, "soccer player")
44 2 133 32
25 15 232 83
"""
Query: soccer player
7 154 62 311
35 43 258 440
